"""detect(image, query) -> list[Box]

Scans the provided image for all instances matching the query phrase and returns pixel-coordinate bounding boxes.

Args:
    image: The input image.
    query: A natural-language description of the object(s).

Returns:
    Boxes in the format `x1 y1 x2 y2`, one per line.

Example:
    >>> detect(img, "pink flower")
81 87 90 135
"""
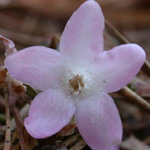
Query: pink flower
5 0 145 149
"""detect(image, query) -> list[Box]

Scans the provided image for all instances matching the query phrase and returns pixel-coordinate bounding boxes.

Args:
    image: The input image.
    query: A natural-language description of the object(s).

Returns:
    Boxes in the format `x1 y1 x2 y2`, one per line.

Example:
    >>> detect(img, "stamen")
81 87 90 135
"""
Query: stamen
69 74 84 95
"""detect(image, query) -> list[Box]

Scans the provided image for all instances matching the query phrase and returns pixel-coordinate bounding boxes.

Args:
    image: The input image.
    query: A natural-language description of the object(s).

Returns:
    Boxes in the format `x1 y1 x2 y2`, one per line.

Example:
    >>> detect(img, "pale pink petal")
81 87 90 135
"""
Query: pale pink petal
75 92 122 150
94 44 146 93
24 89 75 139
60 0 104 64
5 46 63 91
0 35 17 56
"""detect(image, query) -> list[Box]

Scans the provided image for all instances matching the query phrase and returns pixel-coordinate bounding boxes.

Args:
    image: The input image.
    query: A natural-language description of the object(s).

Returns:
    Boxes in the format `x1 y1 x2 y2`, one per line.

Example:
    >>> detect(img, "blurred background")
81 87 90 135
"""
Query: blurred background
0 0 150 150
0 0 149 55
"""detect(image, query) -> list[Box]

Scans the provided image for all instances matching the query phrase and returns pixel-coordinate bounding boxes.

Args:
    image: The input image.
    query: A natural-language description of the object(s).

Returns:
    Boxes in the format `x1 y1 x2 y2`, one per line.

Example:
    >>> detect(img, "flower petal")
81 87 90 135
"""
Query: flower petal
60 0 104 64
5 46 63 91
24 89 75 139
94 44 146 93
75 92 122 150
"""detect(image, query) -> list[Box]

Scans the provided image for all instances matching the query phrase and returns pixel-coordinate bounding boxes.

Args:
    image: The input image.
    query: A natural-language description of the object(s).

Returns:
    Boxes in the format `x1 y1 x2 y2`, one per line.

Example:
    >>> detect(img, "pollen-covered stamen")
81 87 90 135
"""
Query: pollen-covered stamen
69 74 84 95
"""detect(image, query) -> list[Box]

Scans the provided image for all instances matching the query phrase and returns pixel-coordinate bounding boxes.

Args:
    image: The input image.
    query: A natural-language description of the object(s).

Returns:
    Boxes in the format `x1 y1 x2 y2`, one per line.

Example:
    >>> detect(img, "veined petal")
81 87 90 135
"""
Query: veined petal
60 0 104 64
94 44 146 93
24 89 75 139
75 92 122 150
5 46 63 91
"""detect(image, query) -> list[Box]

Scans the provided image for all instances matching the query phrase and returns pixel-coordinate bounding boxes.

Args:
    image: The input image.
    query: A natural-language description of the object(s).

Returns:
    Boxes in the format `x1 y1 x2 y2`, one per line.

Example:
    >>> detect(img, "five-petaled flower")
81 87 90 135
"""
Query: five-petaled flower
5 0 145 150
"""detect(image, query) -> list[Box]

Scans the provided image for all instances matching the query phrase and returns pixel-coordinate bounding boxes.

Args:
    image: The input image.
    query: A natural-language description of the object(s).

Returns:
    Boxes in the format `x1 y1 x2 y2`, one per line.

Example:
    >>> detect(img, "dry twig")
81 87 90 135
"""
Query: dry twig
118 86 150 113
0 28 45 46
63 134 80 147
12 105 27 150
70 139 86 150
49 34 60 50
105 19 150 77
4 89 11 150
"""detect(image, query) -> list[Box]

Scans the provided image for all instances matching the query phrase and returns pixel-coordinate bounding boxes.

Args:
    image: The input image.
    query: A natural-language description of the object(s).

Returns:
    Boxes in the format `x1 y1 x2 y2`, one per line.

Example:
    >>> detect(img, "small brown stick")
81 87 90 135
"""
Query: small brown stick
63 134 80 147
105 19 150 77
4 89 11 150
105 19 129 44
12 105 27 150
142 60 150 77
49 35 60 50
0 27 45 46
0 96 5 113
70 139 86 150
118 86 150 113
12 105 24 128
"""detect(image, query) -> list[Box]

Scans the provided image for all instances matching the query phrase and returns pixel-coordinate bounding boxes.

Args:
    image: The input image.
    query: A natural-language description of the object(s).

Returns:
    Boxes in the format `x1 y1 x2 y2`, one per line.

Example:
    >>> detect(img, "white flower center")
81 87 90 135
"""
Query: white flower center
60 62 100 98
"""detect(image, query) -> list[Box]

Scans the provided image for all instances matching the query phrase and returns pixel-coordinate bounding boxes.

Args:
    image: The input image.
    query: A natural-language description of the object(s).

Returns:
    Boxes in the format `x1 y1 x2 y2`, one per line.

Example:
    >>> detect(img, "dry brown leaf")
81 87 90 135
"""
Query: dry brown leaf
11 129 39 150
121 136 150 150
0 67 7 87
57 118 76 137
